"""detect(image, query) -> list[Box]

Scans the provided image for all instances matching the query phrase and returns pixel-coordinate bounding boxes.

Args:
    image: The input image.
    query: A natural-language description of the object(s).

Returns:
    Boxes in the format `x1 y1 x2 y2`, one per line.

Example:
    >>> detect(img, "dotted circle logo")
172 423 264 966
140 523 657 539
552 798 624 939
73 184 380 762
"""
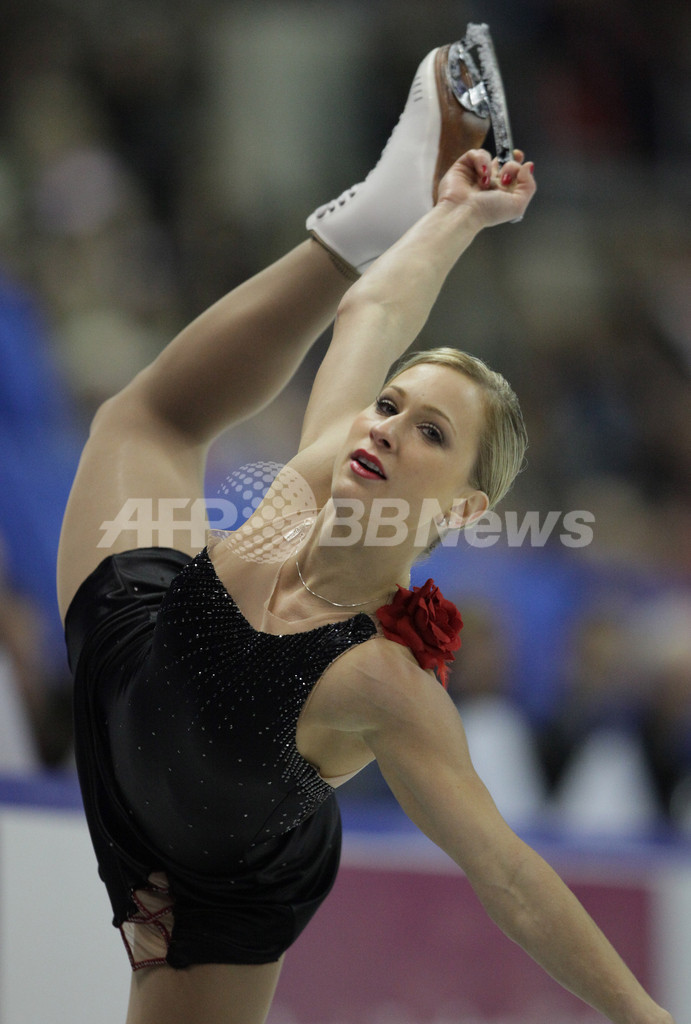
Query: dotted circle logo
215 461 317 563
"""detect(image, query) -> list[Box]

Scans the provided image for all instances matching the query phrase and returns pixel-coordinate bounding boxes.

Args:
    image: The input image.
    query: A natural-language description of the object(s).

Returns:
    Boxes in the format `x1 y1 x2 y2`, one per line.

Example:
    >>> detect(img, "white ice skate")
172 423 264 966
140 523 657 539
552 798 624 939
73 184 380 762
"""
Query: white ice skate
307 24 516 274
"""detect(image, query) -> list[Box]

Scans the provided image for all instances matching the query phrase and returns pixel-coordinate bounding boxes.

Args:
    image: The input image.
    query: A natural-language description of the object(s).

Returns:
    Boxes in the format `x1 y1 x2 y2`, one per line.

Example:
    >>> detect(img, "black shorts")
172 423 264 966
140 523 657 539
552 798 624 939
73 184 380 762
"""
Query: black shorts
65 547 341 968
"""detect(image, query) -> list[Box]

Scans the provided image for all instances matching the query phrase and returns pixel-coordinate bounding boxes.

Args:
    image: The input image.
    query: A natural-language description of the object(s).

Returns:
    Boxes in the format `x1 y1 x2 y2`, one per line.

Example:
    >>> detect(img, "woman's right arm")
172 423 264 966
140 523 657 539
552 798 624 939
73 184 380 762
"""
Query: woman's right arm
295 150 535 467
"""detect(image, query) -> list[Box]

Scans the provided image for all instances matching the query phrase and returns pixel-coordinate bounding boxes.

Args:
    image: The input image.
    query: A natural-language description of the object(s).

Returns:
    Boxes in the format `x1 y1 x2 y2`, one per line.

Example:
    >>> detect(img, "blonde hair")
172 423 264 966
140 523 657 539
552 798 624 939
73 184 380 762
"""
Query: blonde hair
385 348 527 509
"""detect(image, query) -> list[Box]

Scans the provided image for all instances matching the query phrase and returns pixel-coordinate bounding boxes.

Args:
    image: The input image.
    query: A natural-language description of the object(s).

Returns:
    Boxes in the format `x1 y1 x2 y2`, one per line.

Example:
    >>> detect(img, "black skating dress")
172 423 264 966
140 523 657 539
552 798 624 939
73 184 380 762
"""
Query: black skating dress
66 546 378 968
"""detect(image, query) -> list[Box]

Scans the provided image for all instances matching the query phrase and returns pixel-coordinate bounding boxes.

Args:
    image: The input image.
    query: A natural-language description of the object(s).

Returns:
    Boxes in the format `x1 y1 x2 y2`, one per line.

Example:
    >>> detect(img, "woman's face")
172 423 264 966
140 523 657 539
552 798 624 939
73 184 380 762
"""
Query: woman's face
333 363 488 543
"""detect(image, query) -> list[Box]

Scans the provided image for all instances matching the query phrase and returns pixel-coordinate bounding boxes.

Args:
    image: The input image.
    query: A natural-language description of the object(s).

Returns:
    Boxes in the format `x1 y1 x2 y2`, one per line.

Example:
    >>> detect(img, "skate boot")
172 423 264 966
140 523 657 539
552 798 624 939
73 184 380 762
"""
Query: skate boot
307 24 515 275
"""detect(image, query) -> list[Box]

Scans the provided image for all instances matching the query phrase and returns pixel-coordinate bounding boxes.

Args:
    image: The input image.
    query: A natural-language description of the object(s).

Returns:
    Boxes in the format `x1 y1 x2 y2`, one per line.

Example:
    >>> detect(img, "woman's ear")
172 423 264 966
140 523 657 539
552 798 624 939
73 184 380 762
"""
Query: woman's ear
448 490 489 530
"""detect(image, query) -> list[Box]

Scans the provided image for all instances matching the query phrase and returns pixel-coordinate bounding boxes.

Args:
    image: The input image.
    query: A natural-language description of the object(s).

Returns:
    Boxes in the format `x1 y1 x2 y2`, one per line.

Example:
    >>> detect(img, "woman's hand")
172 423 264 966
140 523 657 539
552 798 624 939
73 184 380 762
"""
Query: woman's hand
436 148 537 229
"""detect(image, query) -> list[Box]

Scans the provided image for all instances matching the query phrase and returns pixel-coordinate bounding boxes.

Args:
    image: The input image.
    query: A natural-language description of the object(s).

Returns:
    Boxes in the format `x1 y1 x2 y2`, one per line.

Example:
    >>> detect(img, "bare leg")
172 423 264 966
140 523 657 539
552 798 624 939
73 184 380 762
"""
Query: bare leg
57 239 349 618
58 35 491 618
125 960 283 1024
135 240 350 445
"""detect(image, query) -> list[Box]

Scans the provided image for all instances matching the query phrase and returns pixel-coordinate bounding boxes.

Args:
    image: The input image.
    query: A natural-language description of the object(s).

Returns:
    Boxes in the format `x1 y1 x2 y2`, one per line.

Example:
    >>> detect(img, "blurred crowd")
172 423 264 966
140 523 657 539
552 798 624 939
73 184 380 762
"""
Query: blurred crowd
0 0 688 837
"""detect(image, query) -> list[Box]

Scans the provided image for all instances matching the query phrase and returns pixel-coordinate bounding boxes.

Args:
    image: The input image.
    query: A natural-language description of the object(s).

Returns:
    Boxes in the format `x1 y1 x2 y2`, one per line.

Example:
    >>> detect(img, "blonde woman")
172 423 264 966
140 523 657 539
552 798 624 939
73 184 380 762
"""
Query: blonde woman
58 38 674 1024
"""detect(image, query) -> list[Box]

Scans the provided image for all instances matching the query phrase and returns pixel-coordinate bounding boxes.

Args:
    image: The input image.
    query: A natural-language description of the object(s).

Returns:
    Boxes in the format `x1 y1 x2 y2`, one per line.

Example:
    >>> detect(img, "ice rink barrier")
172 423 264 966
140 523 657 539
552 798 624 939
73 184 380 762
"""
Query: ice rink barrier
1 775 690 1024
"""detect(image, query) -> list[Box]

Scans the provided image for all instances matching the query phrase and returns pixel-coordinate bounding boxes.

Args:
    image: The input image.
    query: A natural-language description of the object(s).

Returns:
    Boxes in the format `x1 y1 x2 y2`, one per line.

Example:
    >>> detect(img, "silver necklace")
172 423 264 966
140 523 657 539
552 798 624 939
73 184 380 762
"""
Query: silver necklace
295 556 375 609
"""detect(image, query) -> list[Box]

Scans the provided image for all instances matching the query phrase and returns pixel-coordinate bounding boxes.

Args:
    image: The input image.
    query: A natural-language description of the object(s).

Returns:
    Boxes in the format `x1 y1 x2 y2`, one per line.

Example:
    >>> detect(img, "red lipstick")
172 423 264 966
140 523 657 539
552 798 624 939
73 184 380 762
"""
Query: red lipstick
350 449 387 480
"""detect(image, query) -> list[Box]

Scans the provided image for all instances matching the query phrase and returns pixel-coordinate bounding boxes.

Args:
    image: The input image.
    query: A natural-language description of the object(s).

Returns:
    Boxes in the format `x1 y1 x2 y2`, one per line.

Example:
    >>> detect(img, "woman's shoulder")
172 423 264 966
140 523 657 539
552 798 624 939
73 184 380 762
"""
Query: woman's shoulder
344 630 427 679
325 570 463 699
320 633 443 728
372 577 462 689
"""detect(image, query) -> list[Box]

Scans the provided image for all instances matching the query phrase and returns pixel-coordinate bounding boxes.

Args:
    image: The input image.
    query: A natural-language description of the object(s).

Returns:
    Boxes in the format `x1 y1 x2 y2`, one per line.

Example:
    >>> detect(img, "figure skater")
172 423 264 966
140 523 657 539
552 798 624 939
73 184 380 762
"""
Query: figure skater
57 37 675 1024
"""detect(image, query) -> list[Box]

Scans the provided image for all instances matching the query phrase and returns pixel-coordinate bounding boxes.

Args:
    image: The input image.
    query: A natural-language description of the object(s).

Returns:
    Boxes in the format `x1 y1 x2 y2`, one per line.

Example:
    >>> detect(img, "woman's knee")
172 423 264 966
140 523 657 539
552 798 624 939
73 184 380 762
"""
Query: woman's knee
87 376 164 442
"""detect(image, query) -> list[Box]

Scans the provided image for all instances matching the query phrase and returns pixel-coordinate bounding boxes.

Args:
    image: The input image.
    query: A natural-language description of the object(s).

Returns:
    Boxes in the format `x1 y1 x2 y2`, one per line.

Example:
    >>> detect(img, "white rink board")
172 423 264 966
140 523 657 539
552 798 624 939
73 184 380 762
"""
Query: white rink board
1 797 691 1024
0 806 129 1024
655 864 691 1024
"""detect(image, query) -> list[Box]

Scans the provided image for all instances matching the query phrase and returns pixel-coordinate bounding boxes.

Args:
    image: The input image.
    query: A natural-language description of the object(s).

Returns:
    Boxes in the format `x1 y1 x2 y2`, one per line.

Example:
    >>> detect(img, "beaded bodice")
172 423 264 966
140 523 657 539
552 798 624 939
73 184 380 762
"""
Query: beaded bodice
108 549 377 873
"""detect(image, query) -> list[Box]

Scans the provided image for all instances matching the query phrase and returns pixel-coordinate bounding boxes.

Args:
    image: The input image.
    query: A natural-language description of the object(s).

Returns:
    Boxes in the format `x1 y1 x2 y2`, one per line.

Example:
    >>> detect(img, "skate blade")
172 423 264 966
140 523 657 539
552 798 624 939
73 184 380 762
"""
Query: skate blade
449 23 515 166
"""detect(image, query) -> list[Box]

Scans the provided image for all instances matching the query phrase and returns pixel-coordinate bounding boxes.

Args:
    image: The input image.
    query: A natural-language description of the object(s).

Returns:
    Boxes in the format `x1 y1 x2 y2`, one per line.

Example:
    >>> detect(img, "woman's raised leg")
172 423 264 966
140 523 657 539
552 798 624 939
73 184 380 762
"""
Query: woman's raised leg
130 240 352 446
57 32 493 619
57 239 350 619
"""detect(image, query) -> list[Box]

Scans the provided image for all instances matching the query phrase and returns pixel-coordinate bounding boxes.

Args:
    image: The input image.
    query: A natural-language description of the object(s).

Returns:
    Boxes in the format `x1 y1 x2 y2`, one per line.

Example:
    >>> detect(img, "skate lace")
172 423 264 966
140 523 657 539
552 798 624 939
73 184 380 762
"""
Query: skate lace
314 185 360 218
312 69 423 218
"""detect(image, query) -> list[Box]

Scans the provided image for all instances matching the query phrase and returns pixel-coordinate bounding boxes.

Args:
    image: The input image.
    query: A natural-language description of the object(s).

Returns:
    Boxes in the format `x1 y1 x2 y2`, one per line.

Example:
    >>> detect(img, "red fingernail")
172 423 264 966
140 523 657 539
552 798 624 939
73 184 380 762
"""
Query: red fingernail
529 162 535 174
501 171 512 186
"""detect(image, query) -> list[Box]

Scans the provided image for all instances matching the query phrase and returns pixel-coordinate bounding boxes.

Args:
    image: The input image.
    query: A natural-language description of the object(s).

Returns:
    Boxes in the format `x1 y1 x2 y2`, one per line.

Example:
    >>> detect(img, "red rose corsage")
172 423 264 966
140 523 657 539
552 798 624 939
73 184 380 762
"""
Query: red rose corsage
375 579 463 688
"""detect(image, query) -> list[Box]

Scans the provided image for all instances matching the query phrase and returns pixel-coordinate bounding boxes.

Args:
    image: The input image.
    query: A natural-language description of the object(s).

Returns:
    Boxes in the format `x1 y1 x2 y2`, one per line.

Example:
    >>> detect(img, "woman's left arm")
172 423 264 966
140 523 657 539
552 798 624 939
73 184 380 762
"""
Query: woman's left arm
338 649 674 1024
